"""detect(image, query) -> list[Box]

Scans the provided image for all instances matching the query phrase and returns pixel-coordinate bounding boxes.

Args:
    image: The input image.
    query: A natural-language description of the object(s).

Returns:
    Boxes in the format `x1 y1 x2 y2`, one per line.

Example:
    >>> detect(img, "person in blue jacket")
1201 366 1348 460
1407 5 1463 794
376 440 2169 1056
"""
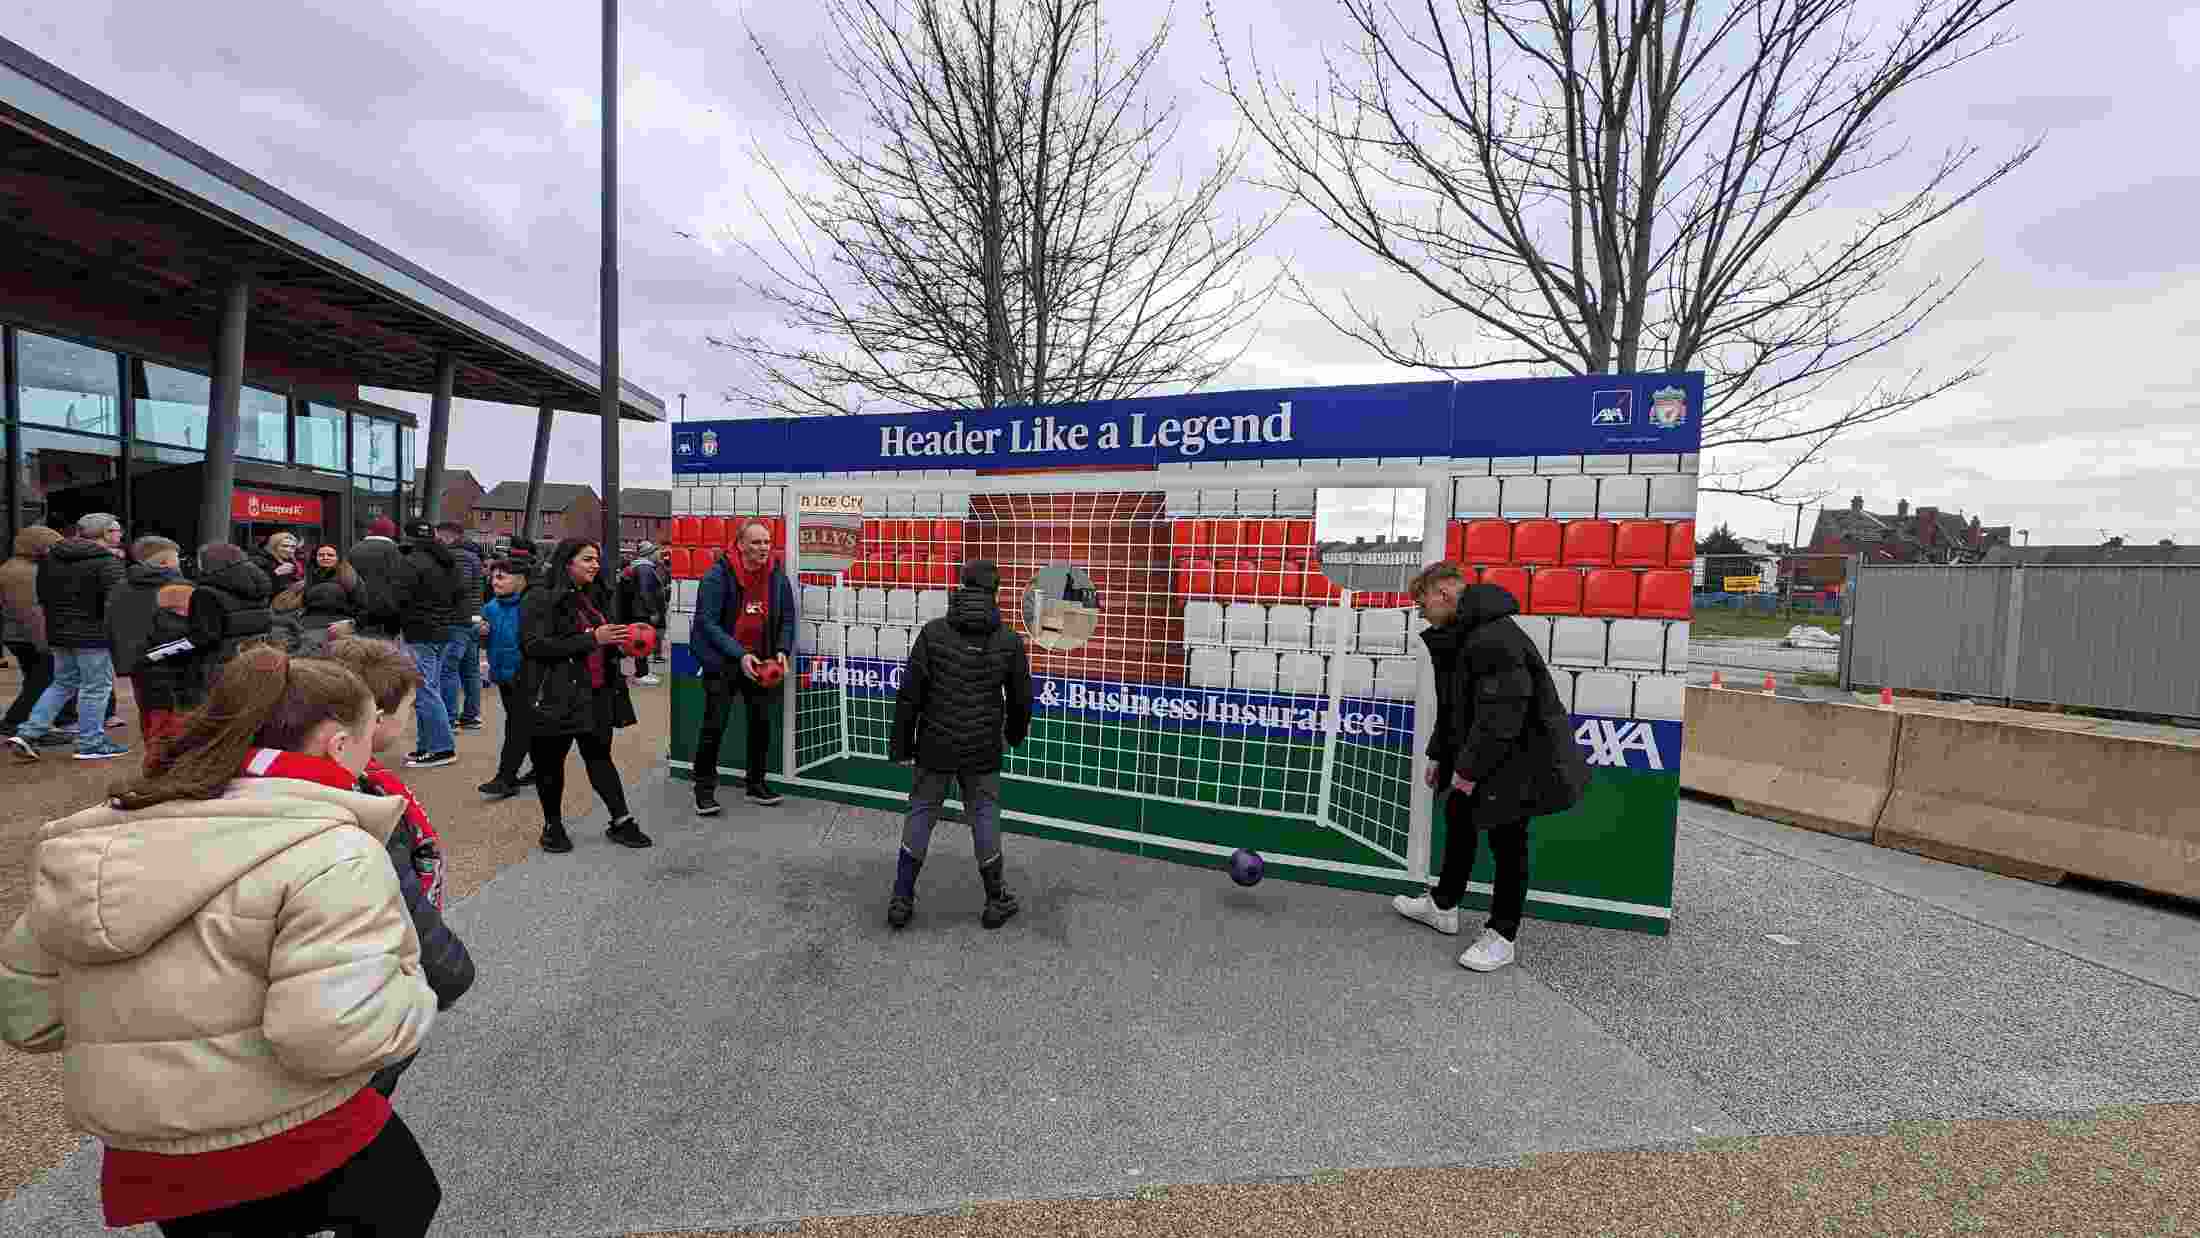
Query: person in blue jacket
475 559 536 799
692 519 797 815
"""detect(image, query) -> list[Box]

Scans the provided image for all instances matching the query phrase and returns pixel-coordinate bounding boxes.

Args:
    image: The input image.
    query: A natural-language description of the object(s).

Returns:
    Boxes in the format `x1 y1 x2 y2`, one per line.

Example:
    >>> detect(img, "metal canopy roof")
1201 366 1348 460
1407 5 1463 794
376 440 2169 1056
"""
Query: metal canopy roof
0 36 663 421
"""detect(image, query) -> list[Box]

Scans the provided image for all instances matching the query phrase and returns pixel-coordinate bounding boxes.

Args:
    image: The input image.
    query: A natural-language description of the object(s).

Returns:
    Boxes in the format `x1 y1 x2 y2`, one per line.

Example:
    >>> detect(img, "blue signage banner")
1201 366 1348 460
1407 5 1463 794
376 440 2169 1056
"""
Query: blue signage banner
671 644 1682 773
671 373 1702 475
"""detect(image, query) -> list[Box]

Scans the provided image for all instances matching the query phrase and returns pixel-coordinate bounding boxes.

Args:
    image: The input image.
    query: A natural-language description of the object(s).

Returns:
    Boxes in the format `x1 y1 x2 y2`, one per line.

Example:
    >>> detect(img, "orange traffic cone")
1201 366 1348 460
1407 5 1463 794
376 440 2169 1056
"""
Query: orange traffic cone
1710 670 1724 689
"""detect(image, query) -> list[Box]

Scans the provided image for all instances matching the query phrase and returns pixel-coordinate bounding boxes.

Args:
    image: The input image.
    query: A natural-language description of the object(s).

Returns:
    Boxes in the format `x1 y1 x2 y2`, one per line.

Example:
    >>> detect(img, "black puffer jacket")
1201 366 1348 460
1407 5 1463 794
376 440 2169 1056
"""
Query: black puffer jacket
399 540 465 642
37 539 126 649
520 583 637 738
299 565 361 629
448 541 486 616
346 536 410 636
1422 582 1591 820
891 586 1034 774
106 562 207 711
187 559 276 669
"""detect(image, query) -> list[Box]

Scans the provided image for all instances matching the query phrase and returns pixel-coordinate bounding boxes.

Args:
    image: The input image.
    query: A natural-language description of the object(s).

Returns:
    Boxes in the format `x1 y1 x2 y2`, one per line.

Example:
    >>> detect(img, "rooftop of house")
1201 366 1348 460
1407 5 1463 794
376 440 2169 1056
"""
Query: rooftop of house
1811 496 2012 557
474 481 597 513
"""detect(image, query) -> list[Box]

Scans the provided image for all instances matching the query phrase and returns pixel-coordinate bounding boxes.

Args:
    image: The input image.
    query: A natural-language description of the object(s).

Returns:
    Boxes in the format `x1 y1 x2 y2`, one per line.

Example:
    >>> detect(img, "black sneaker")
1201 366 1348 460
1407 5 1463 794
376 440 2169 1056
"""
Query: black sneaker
695 789 721 816
455 718 484 731
606 817 654 849
540 822 574 853
746 782 783 806
405 750 457 768
479 779 518 800
6 736 36 762
981 892 1021 930
887 896 914 930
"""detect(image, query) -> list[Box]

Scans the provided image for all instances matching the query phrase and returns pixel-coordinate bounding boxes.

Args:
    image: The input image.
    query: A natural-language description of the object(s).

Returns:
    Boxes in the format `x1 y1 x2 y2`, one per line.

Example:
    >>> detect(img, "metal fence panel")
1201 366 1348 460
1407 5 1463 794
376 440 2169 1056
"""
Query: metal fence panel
2011 567 2200 717
1847 565 2009 697
1849 563 2200 717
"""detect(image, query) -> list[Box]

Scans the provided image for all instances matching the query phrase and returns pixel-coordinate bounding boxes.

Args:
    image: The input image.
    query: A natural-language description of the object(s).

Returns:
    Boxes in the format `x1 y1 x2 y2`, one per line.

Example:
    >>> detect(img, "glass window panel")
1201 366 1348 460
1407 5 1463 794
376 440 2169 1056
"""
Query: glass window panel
131 360 211 449
353 475 398 542
299 403 348 472
354 417 398 478
15 331 120 436
20 426 121 533
241 385 288 462
399 426 416 482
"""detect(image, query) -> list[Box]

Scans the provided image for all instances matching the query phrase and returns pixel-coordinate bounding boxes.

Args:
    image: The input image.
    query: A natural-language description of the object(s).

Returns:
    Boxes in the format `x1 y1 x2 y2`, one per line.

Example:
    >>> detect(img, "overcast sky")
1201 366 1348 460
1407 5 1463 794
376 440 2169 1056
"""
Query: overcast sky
11 0 2196 548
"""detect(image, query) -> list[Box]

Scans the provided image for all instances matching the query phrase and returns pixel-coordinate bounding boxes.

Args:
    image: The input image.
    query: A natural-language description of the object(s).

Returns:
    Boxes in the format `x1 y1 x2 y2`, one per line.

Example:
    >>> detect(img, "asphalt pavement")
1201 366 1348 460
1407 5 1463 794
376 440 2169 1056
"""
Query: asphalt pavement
5 773 2196 1238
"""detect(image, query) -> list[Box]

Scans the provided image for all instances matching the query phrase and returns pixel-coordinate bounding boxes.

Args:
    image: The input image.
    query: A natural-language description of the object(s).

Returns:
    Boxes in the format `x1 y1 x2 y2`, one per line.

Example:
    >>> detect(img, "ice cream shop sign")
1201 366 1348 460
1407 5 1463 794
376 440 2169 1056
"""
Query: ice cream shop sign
796 492 863 572
229 490 323 524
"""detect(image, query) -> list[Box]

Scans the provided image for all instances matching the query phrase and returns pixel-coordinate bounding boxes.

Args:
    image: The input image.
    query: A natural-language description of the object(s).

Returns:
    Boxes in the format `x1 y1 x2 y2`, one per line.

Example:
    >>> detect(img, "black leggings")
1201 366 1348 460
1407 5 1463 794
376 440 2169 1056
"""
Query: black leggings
530 729 630 823
3 641 51 732
155 1110 439 1237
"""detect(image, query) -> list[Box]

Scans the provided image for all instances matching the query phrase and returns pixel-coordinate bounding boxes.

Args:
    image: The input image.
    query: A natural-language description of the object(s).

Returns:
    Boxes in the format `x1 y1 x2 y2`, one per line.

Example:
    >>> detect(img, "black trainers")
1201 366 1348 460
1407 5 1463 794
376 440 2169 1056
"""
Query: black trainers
981 892 1020 930
479 779 518 800
695 788 721 816
606 817 654 849
746 781 783 806
455 718 484 731
887 895 914 929
540 822 574 853
405 750 456 768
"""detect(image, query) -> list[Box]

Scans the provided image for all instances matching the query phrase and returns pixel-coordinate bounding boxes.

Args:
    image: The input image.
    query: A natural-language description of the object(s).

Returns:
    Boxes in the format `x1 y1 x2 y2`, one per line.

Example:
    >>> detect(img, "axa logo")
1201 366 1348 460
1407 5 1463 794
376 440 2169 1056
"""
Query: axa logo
1575 718 1663 770
1591 389 1633 427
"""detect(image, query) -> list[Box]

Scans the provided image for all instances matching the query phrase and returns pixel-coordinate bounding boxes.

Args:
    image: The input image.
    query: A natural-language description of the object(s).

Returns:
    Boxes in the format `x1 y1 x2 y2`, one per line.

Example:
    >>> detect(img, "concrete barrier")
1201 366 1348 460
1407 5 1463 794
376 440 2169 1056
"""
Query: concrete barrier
1877 713 2200 898
1679 686 1903 840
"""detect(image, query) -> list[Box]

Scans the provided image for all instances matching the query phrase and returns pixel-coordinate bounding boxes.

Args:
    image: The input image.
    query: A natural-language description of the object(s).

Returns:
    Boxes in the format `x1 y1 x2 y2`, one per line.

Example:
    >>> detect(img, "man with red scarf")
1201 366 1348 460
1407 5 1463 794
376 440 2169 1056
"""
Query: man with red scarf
691 518 797 814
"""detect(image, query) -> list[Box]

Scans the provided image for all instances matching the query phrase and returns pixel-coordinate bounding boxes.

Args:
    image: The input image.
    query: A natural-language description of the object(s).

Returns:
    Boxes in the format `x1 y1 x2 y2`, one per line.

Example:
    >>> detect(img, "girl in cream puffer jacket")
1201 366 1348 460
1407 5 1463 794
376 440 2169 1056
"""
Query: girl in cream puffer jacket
0 645 443 1236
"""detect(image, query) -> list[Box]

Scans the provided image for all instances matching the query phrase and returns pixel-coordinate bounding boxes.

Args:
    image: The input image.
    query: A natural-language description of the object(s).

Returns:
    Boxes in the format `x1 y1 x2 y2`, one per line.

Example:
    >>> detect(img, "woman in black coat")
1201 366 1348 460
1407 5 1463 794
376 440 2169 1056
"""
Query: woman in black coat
521 537 648 854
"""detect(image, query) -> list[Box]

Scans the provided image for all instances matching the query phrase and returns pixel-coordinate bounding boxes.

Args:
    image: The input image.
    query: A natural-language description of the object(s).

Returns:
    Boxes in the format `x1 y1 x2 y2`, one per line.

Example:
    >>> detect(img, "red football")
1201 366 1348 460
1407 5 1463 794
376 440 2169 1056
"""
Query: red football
757 660 785 688
623 622 656 659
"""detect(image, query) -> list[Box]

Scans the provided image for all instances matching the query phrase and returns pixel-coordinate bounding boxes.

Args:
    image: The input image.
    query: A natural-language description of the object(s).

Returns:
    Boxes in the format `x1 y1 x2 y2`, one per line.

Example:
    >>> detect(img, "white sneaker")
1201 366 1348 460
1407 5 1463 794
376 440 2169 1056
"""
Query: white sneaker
1391 892 1459 936
638 674 661 686
1458 928 1517 972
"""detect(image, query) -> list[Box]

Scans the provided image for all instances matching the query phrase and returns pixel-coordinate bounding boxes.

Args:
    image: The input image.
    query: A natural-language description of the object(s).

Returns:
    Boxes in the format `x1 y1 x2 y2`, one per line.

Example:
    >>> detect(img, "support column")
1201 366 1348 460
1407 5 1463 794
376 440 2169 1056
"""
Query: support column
522 401 555 543
598 0 623 555
419 352 454 524
198 274 251 546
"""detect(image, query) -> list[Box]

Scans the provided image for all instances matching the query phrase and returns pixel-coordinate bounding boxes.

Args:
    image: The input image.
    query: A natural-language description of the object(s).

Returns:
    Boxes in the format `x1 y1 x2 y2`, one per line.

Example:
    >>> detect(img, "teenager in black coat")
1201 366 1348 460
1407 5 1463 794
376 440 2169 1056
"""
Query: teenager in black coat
1390 562 1591 974
519 538 648 854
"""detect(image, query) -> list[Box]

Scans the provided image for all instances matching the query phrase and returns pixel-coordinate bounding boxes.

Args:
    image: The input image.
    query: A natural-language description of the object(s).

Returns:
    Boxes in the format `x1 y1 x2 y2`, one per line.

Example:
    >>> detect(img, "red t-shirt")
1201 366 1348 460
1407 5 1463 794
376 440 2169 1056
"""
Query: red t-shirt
732 559 772 653
100 749 399 1225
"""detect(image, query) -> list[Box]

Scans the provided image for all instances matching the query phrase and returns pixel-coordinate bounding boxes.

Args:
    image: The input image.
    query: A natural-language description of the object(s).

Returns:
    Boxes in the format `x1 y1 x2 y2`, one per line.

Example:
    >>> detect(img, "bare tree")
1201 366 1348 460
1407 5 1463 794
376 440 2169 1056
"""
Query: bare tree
712 0 1281 416
1206 0 2039 496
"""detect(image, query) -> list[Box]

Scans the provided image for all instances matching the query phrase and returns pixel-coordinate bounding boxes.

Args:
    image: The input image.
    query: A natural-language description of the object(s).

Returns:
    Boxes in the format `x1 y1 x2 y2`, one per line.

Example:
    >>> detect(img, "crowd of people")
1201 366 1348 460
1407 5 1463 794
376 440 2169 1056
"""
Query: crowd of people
0 510 1590 1235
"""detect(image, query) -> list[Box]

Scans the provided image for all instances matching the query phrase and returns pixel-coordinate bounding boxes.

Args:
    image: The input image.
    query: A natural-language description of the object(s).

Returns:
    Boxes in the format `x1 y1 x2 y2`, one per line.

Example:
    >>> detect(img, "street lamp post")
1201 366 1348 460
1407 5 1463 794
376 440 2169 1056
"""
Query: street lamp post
599 0 622 556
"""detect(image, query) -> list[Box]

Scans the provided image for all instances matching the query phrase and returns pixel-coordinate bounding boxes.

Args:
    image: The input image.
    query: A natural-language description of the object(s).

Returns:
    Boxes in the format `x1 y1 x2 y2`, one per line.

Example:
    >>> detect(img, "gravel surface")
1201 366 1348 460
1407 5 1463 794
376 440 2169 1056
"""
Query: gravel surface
636 1102 2200 1237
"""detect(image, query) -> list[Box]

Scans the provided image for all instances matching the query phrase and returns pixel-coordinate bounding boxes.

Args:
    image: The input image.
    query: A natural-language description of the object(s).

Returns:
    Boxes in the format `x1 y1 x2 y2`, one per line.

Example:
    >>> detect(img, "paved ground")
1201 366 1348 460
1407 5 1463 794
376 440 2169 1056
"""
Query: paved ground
4 661 2198 1236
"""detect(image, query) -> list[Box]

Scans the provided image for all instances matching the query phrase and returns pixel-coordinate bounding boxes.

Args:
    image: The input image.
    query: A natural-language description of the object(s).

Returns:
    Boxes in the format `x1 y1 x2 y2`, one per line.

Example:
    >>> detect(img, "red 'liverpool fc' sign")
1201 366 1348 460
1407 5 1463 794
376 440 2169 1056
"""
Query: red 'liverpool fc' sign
230 490 323 523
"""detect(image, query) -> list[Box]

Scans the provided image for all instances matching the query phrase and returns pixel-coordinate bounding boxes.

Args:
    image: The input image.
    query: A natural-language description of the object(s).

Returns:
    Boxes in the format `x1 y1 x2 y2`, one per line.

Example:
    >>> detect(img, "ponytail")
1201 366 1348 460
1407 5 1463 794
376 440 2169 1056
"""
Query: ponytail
110 646 375 810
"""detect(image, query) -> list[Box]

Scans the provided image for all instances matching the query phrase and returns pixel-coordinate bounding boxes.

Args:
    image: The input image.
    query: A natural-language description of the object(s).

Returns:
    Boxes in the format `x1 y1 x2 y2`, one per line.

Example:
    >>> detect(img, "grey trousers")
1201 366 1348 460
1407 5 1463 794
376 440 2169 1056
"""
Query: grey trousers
904 768 1003 862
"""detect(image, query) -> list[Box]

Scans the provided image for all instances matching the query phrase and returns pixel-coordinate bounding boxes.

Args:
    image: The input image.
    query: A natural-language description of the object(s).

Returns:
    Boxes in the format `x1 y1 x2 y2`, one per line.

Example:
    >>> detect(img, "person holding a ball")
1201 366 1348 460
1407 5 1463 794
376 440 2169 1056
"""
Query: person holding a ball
520 538 647 854
691 518 797 815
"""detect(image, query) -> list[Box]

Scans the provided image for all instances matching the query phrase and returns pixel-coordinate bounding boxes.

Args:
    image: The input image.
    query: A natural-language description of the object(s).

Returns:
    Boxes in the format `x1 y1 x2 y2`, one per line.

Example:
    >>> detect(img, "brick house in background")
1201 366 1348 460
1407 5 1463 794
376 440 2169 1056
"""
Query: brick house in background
415 469 484 529
615 487 670 551
1799 496 2014 587
468 481 601 546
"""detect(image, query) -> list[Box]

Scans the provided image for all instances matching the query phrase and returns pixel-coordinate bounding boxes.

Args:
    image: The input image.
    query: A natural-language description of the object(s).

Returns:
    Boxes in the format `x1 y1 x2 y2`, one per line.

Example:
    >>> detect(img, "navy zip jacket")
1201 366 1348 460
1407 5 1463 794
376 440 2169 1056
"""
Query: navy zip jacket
694 554 797 674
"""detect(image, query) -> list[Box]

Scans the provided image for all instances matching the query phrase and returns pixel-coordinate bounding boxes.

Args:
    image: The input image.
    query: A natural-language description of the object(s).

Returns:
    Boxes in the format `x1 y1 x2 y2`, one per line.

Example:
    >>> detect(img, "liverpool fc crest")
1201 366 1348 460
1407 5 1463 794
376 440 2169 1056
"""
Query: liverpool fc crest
1649 386 1688 429
701 429 719 458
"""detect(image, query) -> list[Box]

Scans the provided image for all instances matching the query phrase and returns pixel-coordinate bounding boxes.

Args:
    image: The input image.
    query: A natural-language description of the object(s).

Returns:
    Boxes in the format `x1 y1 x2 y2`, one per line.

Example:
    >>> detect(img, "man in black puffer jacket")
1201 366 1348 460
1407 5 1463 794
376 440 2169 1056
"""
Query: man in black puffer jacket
186 543 277 676
887 559 1034 931
8 513 128 761
105 537 207 770
1390 563 1591 975
396 521 466 766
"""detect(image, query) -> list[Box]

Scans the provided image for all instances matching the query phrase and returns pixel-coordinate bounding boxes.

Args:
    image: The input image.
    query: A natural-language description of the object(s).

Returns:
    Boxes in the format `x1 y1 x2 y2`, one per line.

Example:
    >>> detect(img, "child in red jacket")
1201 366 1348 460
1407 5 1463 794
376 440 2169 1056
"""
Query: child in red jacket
319 637 475 1096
